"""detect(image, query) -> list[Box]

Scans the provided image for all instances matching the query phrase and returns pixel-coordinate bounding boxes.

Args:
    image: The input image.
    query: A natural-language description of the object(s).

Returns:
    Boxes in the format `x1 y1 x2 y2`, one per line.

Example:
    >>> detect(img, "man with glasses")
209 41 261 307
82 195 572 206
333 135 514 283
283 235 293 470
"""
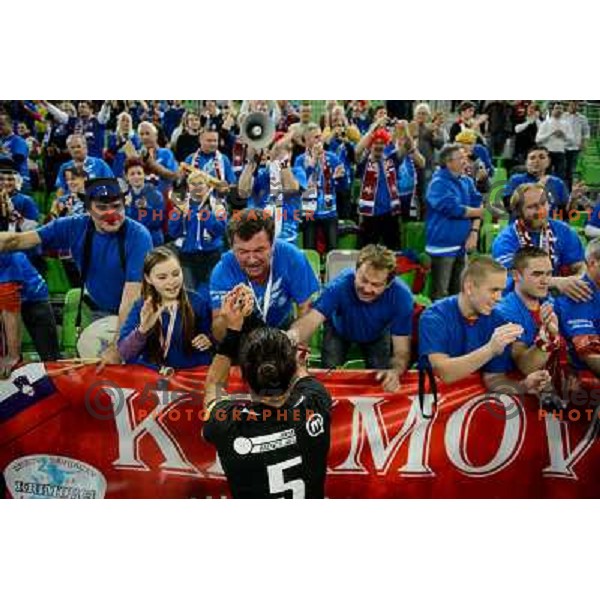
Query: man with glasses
0 178 153 369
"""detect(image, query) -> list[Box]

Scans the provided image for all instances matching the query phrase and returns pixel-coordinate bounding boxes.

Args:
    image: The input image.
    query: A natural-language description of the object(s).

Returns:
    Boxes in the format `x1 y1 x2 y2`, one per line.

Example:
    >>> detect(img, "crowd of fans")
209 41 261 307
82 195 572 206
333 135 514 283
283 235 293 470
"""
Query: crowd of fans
1 98 600 497
0 99 598 390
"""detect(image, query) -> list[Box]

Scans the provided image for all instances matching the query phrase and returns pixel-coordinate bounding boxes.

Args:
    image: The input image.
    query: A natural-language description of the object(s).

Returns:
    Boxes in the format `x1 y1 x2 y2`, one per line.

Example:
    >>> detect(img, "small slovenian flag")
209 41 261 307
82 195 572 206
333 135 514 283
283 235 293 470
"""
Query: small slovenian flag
0 363 57 422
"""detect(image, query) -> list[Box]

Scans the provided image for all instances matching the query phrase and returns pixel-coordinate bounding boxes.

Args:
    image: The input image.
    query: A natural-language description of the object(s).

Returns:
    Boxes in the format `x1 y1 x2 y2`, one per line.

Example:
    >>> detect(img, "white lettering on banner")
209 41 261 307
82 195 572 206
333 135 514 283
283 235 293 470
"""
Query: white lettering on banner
445 394 525 477
331 394 436 476
205 454 225 478
543 403 600 479
110 388 202 477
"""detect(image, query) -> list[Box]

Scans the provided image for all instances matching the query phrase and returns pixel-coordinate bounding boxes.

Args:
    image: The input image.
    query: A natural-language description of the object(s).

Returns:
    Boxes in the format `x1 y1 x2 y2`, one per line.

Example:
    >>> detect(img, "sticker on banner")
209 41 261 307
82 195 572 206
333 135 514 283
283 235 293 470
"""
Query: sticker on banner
3 455 107 499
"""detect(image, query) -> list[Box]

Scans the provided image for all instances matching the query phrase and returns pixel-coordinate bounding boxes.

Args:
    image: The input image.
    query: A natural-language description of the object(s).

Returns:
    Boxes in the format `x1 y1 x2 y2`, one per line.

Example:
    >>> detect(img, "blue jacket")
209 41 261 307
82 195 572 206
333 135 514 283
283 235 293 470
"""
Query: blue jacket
168 196 228 254
473 144 494 177
425 167 482 257
125 184 165 247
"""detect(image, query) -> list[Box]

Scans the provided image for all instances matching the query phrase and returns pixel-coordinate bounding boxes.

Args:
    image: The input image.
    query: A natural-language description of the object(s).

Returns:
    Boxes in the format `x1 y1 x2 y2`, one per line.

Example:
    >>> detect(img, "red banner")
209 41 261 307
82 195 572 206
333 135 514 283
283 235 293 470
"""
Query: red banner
1 363 599 498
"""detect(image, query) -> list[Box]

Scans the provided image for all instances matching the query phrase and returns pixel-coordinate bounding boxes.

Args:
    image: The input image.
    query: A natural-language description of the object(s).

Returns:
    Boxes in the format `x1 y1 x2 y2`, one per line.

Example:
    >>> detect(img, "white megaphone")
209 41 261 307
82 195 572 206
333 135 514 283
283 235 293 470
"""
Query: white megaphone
241 112 275 149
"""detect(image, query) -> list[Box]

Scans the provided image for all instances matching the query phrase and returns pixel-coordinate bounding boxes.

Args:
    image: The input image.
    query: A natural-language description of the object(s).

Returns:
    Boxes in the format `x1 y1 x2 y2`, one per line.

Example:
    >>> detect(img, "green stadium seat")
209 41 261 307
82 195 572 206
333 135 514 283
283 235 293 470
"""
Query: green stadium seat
60 288 92 356
325 250 359 282
492 167 508 184
401 221 426 253
398 271 415 290
308 324 323 365
343 359 366 370
414 294 432 308
570 210 589 228
351 179 361 202
31 190 47 216
337 220 359 250
583 164 600 186
45 258 71 296
302 249 321 280
480 219 507 254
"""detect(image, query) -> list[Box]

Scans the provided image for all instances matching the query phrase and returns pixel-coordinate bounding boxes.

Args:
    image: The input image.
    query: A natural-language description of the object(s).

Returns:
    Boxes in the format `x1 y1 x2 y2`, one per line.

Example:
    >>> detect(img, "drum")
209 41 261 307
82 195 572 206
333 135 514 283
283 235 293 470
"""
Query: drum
76 316 119 359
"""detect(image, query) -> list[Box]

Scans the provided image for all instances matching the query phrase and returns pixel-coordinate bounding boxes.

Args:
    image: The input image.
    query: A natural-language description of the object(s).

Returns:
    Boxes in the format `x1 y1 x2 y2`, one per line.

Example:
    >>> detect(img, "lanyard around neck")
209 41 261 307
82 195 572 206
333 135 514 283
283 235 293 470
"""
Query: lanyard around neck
159 304 178 359
247 264 274 322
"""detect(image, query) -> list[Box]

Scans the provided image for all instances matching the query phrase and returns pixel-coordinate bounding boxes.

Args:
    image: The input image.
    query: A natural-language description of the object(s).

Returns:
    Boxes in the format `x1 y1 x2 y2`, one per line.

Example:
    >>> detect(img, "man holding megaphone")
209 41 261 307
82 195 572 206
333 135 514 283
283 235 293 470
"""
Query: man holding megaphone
238 133 305 245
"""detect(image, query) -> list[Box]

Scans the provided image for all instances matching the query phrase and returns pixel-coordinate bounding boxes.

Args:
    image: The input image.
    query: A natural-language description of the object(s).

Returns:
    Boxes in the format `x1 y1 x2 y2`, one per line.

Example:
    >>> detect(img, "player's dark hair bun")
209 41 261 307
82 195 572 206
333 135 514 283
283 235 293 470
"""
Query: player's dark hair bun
257 362 279 386
239 328 296 397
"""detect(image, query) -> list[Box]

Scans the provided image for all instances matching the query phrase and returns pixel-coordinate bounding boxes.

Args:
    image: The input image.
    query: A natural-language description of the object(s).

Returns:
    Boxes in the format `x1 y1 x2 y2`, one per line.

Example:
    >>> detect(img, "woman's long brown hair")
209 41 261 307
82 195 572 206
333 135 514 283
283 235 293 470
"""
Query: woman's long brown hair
140 246 195 365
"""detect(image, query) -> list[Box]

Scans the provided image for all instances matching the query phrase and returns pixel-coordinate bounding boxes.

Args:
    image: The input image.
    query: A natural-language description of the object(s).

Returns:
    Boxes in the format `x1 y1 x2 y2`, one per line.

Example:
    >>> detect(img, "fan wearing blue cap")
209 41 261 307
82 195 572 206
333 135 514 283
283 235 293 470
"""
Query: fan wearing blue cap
0 177 153 370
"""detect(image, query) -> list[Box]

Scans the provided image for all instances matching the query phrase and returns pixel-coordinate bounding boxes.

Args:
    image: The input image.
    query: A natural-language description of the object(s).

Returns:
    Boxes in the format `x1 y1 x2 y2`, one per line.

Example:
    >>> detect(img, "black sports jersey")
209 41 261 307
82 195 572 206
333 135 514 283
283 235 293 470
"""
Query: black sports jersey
203 376 332 499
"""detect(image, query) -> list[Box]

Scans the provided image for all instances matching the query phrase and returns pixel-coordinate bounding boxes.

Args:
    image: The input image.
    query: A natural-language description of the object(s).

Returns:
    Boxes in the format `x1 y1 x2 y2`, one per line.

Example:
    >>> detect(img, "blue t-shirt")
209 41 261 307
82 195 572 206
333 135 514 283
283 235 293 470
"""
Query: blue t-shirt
326 138 354 189
0 133 29 184
145 147 178 194
9 192 41 263
37 215 153 313
10 192 39 222
168 197 227 254
125 184 165 247
107 133 142 178
555 275 600 370
55 193 86 216
248 166 305 244
419 295 511 373
313 268 414 343
67 116 105 158
210 240 320 328
0 252 48 303
590 202 600 228
496 291 549 347
184 151 237 185
119 290 213 370
353 115 371 135
492 219 584 275
55 157 114 192
502 172 568 212
294 151 344 219
163 106 186 138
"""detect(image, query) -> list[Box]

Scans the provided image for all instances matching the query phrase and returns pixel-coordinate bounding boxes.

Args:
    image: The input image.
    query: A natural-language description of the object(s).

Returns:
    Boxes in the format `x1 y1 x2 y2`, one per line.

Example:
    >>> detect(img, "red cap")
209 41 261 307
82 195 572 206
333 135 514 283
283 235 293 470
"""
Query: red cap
370 128 392 147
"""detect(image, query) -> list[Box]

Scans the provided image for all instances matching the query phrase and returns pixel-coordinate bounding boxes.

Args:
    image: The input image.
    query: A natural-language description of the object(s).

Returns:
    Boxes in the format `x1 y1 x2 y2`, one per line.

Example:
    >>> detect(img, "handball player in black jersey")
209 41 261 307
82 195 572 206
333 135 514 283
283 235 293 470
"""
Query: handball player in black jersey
203 284 332 499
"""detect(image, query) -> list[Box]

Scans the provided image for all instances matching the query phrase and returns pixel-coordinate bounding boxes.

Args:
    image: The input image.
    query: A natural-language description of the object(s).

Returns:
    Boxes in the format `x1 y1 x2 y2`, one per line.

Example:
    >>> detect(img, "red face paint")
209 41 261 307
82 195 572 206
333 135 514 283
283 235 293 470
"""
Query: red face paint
101 211 124 225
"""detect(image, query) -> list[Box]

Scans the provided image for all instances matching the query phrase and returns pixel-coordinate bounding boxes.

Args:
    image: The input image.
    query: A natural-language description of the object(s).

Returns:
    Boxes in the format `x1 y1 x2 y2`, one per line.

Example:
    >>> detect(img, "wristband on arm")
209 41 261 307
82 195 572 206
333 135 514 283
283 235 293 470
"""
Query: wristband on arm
216 328 242 360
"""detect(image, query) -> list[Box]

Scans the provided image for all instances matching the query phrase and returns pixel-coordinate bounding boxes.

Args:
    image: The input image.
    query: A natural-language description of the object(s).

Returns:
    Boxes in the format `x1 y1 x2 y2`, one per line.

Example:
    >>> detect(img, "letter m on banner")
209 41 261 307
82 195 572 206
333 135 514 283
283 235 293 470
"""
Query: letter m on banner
331 394 437 476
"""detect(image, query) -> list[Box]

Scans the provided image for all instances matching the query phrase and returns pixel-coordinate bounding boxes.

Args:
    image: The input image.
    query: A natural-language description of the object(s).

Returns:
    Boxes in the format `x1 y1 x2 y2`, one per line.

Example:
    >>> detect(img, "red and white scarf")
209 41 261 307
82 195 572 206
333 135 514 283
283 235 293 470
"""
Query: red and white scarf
514 219 557 267
358 154 400 216
191 150 225 181
232 138 246 174
304 152 333 199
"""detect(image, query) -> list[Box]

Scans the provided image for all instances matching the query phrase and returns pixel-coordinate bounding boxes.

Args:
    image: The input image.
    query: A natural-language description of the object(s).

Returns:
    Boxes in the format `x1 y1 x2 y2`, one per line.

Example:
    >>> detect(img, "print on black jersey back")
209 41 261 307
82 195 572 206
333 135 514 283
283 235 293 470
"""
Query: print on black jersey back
204 376 332 499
